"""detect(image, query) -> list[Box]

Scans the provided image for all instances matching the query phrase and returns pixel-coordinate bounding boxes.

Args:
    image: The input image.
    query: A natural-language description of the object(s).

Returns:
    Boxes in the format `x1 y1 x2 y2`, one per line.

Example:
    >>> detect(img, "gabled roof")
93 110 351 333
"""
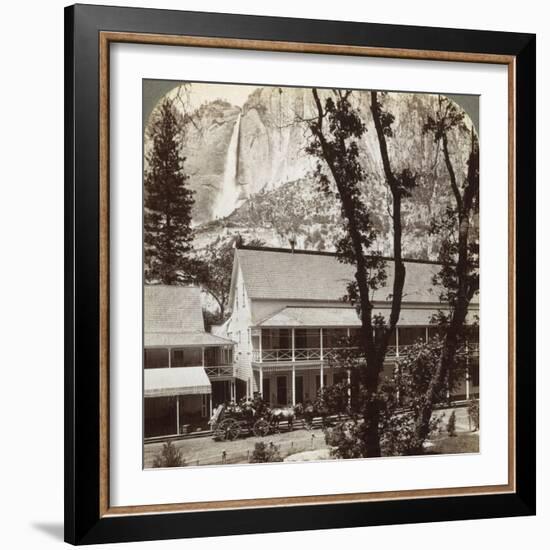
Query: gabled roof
144 285 235 348
145 285 205 333
232 247 464 305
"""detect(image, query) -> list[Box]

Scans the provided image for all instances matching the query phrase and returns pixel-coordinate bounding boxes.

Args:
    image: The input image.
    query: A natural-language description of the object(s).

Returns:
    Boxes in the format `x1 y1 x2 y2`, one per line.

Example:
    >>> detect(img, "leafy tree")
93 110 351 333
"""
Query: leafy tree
326 338 448 457
411 96 480 444
195 235 264 321
307 89 416 457
152 441 185 468
144 98 195 284
202 308 222 331
317 381 349 418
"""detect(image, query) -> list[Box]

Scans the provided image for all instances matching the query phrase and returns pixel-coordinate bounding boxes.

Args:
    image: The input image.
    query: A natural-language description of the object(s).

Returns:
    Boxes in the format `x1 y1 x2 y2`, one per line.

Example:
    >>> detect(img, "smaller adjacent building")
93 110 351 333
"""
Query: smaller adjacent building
144 285 235 439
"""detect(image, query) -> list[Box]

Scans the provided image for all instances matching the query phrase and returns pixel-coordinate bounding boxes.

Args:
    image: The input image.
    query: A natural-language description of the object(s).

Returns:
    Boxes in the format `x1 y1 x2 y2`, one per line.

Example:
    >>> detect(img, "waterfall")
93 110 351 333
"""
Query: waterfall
213 113 242 219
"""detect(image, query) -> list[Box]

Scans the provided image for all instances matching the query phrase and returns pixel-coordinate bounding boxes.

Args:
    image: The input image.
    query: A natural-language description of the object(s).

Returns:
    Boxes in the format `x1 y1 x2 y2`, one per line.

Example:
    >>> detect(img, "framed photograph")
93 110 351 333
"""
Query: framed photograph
65 3 536 545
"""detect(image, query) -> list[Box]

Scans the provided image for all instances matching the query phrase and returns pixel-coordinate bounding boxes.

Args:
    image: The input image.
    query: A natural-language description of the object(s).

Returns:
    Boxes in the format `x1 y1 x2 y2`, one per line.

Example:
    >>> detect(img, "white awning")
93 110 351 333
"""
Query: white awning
144 367 211 398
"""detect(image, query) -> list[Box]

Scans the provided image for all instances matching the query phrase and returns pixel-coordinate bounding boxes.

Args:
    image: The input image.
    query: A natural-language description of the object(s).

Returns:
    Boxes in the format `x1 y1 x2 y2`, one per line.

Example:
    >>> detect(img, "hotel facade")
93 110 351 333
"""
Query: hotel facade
143 246 479 438
224 245 479 408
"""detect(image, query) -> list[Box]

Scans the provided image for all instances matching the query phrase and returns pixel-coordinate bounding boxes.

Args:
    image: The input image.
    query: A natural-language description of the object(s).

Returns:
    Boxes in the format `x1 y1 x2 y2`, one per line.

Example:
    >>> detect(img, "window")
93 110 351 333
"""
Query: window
205 347 233 366
295 328 321 349
261 329 291 350
171 347 202 367
144 348 169 369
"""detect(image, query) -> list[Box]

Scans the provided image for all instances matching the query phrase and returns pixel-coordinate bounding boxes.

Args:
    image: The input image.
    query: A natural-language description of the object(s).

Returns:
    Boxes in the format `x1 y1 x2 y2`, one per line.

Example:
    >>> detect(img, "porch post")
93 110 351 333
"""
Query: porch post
395 328 400 357
209 394 213 418
168 347 172 368
291 328 295 362
201 347 205 367
320 361 324 392
176 396 180 435
425 326 429 343
259 366 263 397
292 363 296 406
320 328 324 360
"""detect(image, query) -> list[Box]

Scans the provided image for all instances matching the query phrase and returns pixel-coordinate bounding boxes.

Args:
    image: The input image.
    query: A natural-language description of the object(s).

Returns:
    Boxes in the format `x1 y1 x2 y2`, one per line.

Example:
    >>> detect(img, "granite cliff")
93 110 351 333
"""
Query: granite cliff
152 86 476 259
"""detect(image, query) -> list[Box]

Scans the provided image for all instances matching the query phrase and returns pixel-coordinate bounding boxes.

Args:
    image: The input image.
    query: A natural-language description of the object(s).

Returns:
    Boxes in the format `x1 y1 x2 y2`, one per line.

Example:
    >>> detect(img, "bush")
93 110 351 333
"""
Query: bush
325 419 369 459
318 381 349 417
446 410 457 437
249 442 283 463
152 441 185 468
468 399 480 431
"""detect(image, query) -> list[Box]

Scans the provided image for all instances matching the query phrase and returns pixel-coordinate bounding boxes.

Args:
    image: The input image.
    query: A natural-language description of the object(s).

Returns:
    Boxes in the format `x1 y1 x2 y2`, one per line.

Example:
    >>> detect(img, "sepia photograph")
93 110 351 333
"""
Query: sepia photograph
142 80 480 469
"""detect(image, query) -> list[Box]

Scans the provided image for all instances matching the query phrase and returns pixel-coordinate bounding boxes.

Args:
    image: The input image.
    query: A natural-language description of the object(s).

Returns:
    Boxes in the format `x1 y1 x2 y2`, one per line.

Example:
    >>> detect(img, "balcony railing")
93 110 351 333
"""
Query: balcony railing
204 365 234 378
252 342 479 363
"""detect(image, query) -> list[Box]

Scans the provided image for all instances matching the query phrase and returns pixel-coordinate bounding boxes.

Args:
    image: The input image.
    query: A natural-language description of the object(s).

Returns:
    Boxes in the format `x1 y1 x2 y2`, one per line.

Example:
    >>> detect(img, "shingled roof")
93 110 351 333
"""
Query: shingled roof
233 247 477 305
145 285 205 333
144 285 234 347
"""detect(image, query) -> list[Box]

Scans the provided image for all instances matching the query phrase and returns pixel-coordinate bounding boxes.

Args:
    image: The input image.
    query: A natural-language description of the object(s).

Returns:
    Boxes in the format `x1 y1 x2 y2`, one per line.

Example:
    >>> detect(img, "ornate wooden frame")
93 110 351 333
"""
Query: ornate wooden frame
65 4 535 544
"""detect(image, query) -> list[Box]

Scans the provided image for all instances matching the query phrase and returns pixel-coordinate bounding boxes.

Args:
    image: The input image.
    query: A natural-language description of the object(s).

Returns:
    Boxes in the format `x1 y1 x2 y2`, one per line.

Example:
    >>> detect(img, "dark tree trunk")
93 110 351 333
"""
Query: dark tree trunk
412 127 478 448
308 89 410 457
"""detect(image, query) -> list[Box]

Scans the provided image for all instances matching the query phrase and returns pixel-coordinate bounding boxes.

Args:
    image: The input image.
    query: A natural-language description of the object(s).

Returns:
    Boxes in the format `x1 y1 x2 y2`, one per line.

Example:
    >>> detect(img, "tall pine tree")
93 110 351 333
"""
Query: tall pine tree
144 99 195 284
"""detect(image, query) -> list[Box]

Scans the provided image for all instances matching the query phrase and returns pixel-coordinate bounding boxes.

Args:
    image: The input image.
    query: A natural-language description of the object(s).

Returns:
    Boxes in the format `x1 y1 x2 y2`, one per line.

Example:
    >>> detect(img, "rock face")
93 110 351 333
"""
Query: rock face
179 88 316 224
150 86 476 259
180 100 241 225
237 87 315 195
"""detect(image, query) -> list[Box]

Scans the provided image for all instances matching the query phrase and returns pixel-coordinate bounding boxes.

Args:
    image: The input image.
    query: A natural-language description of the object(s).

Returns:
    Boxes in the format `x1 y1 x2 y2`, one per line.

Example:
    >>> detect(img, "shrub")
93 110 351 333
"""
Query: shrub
249 441 283 463
468 399 480 431
152 441 185 468
446 410 457 437
318 381 349 417
325 419 369 459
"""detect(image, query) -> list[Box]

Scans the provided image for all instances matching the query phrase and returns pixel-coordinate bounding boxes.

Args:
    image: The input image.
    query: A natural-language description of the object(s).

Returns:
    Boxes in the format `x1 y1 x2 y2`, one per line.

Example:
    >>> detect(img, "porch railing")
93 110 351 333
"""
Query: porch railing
204 365 234 378
252 342 479 363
